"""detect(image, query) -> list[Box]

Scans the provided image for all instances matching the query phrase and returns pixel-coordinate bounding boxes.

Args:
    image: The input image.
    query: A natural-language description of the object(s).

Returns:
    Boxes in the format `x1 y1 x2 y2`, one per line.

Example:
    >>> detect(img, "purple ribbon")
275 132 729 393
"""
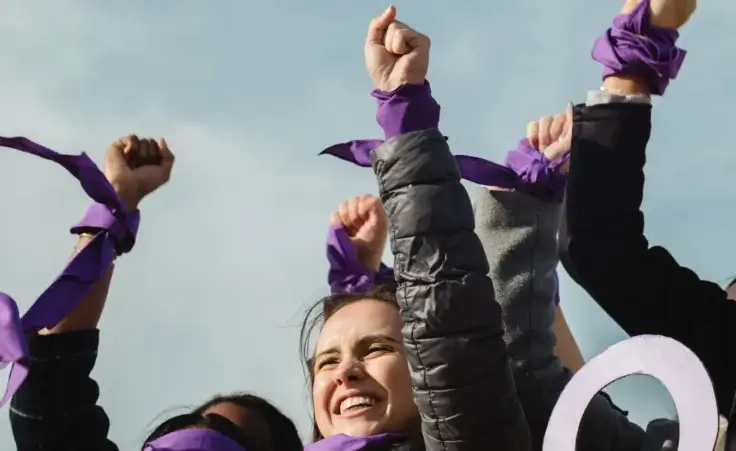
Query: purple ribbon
144 428 246 451
0 136 139 407
321 138 569 203
327 223 394 294
306 433 405 451
591 0 686 96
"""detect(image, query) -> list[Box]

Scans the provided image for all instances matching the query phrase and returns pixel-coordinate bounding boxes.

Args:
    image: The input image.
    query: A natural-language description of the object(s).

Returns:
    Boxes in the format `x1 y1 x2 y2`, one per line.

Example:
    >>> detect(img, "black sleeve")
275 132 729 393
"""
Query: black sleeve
559 102 736 415
10 330 118 451
371 129 531 451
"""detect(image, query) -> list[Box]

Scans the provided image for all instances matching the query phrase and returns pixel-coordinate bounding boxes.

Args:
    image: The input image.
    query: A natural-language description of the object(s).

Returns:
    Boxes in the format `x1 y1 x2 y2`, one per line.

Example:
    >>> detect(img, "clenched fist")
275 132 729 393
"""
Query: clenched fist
622 0 696 29
104 135 175 211
330 195 388 273
365 6 430 92
526 104 573 174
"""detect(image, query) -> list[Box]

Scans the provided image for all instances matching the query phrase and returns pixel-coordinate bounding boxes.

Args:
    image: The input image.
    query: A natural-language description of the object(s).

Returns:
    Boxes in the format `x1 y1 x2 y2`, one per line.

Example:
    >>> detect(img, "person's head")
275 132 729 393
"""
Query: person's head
143 392 302 451
300 288 418 442
726 277 736 300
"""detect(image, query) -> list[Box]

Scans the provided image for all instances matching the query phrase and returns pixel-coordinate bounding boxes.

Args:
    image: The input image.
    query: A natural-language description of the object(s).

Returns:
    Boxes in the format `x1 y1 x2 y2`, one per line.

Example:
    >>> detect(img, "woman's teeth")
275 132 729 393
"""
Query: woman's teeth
340 396 377 414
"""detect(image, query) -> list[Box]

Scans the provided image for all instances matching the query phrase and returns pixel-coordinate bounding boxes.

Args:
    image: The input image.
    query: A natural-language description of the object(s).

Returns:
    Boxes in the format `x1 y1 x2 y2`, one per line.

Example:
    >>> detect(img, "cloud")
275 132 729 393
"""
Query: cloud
1 0 733 449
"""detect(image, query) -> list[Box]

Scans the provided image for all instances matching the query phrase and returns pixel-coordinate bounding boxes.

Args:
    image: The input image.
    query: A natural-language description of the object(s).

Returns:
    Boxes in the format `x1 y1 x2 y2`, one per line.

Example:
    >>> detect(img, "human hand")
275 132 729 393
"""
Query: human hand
104 135 175 211
364 6 430 92
330 194 388 273
526 104 573 174
621 0 696 29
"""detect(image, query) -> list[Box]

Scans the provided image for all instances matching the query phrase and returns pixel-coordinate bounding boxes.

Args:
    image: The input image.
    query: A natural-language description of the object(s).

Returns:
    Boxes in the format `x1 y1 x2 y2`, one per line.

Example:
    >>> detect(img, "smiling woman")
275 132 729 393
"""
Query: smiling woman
299 289 416 442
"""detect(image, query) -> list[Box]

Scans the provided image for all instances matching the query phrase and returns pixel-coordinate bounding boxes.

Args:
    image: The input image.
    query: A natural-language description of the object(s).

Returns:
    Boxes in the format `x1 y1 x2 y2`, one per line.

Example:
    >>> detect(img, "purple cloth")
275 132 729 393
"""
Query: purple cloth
374 81 440 140
0 136 139 407
327 224 394 294
459 138 569 202
322 79 568 200
591 0 686 95
324 138 569 203
144 428 245 451
306 433 404 451
320 81 440 167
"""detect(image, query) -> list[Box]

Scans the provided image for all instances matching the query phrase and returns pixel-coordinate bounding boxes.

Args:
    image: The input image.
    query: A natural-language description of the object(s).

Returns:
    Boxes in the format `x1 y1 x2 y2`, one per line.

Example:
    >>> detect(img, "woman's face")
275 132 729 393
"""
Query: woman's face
312 299 417 438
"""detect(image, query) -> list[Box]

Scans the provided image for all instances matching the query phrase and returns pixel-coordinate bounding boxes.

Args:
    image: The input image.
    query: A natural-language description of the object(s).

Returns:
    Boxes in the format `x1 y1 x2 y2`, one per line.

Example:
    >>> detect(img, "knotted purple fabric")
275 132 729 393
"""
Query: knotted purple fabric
322 139 569 203
327 223 394 294
591 0 685 95
306 433 405 451
144 428 245 451
0 136 139 407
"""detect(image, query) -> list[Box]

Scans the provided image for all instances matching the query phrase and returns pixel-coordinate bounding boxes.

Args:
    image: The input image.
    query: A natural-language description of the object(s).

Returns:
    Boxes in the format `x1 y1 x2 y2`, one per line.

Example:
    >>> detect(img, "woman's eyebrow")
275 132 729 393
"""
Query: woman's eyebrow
313 346 338 362
361 334 400 345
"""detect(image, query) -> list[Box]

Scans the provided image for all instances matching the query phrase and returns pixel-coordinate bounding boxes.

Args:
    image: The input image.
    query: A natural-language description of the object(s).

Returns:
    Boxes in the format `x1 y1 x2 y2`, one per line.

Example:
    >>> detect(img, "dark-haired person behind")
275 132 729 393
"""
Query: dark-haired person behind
7 136 302 451
559 0 736 445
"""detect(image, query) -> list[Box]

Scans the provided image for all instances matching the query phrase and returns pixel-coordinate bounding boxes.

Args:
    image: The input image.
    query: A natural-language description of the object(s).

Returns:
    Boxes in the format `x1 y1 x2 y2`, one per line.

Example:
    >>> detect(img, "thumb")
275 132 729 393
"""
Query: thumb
156 137 175 180
329 211 343 226
366 5 396 47
105 136 135 174
542 104 573 162
565 102 573 128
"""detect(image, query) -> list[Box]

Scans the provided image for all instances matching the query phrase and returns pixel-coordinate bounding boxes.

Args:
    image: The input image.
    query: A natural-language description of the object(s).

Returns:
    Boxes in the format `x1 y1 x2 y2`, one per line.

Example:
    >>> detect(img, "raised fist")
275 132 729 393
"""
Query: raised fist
526 104 573 174
330 194 388 273
364 6 430 93
622 0 696 29
104 135 175 211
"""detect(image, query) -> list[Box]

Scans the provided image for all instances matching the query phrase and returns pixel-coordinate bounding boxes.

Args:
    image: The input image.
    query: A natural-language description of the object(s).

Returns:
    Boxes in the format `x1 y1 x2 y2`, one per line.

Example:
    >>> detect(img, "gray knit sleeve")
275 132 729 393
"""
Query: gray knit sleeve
472 186 561 373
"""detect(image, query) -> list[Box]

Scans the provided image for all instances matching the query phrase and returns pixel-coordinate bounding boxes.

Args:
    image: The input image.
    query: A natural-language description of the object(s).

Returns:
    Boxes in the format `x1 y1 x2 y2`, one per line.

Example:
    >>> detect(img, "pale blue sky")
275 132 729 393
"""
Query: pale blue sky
0 0 733 449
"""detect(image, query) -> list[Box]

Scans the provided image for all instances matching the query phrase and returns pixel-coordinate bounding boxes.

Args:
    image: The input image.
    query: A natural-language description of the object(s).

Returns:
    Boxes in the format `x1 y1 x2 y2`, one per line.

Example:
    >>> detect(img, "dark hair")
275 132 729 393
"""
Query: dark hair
298 287 399 442
142 392 302 451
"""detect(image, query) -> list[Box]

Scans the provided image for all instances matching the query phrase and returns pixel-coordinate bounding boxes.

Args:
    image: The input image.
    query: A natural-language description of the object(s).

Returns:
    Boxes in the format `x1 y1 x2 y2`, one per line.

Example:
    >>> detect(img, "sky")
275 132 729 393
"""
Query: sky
0 0 733 449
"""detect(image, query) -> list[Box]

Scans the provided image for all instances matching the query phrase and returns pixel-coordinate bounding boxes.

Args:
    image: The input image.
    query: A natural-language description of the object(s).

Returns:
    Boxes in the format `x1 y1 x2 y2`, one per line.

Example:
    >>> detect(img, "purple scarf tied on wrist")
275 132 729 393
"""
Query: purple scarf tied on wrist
144 429 246 451
327 223 394 295
591 0 685 96
0 136 139 407
321 137 568 203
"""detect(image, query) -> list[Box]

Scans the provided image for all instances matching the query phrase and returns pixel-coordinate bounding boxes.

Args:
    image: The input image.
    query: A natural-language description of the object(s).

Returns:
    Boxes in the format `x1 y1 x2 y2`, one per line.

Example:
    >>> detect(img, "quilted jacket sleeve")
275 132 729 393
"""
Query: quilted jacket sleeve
370 129 531 451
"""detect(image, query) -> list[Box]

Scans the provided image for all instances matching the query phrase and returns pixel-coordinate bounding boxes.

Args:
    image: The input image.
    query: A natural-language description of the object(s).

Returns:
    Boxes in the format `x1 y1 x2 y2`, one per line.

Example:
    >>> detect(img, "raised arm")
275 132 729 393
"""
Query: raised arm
364 8 530 451
472 115 651 451
8 136 174 451
559 0 736 416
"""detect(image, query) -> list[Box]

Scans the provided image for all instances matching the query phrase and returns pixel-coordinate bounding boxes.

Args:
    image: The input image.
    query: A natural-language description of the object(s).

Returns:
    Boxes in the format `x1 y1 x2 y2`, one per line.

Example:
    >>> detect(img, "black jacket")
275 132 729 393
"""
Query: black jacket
9 330 118 451
559 102 736 417
371 129 531 451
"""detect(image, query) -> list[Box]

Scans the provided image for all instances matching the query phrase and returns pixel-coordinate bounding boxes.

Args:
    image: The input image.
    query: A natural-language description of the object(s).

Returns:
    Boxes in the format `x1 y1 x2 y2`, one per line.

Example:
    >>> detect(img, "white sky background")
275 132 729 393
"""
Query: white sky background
1 0 734 448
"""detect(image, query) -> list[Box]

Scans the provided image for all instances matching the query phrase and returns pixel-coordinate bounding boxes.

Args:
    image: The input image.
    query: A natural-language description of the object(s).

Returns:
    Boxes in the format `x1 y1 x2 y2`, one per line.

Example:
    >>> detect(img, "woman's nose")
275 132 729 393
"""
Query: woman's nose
333 360 365 385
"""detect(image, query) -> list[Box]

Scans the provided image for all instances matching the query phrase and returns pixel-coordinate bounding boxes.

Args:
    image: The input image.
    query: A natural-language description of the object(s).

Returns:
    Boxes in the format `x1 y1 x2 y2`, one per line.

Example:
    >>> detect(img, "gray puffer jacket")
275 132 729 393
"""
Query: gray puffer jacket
370 129 531 451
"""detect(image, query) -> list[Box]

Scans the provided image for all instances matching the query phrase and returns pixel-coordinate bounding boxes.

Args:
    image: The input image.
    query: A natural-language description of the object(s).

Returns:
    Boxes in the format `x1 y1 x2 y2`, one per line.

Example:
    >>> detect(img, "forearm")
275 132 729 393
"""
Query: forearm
40 234 115 335
38 187 138 335
552 306 585 373
473 187 560 373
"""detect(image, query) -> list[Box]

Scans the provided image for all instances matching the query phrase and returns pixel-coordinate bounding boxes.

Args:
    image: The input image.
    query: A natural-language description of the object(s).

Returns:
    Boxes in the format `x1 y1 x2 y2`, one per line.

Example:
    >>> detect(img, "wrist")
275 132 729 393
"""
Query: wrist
359 254 382 274
373 81 440 140
111 183 141 212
